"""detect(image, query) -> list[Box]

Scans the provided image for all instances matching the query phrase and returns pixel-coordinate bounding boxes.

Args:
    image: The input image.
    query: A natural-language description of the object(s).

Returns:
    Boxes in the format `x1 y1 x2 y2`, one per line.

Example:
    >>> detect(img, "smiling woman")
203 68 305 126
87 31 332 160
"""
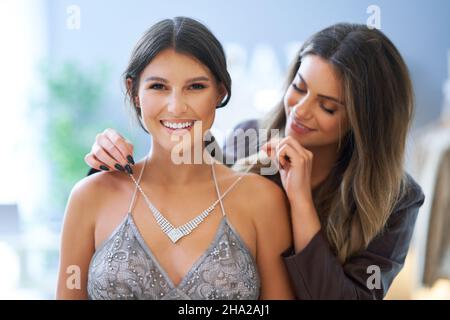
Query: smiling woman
57 17 294 300
284 55 348 144
233 23 425 299
128 49 225 152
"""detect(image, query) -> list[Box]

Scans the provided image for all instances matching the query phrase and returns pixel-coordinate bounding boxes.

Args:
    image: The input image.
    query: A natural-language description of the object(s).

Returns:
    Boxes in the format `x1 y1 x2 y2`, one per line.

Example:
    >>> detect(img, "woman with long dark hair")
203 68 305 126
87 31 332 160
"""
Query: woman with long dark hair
57 17 294 300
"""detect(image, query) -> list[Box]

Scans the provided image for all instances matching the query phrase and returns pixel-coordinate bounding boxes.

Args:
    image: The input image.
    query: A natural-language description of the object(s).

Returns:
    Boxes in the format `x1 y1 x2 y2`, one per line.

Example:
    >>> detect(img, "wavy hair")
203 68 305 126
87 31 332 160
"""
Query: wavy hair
235 23 413 262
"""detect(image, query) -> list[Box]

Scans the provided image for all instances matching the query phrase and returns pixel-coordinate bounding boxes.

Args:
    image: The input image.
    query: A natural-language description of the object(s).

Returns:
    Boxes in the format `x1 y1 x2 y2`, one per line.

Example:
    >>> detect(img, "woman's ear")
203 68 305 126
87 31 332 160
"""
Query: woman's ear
134 96 140 108
217 83 228 106
126 78 140 108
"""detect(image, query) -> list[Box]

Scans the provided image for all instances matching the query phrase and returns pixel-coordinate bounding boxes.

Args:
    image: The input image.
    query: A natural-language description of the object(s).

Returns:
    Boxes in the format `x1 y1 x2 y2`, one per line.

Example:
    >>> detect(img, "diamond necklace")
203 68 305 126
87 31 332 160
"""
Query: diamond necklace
128 156 243 244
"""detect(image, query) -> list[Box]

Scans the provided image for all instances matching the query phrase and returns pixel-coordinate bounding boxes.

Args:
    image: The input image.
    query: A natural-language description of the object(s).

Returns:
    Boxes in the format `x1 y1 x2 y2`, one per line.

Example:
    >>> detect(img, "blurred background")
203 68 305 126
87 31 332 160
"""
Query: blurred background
0 0 449 299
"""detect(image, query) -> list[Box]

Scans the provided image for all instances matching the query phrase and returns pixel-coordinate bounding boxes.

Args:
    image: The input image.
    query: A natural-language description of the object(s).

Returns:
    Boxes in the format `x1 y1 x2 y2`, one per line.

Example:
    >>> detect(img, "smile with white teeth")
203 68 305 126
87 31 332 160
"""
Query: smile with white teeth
292 117 314 130
161 120 195 130
295 122 312 130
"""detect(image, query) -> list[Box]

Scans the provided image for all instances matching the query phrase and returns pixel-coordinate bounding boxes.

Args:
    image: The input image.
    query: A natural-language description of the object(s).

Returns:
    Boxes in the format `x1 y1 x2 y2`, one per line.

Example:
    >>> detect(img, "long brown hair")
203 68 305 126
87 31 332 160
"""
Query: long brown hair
235 23 414 262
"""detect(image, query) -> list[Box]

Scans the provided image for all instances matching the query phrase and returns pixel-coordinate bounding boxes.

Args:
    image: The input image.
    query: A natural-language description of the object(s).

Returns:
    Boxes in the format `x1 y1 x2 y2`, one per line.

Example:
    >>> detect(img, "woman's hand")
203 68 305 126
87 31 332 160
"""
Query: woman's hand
84 128 135 174
262 136 320 252
263 136 314 204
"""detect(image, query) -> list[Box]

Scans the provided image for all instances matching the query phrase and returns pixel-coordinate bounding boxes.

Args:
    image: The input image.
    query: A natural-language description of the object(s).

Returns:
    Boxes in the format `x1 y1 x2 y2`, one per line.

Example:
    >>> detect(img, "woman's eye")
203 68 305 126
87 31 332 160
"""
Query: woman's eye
149 83 165 90
320 103 336 115
189 83 206 90
292 83 306 93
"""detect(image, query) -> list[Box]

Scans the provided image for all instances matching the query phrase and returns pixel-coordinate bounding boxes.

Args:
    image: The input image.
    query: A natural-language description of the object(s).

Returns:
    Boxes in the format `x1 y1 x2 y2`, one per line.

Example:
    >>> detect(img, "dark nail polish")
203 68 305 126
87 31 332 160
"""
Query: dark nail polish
115 163 125 172
127 155 135 165
99 165 109 171
125 164 133 175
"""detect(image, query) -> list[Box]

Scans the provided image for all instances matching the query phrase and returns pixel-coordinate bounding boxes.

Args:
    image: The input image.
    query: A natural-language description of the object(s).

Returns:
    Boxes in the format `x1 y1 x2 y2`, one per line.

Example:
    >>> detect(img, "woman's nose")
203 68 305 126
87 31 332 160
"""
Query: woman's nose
167 91 187 115
292 97 313 119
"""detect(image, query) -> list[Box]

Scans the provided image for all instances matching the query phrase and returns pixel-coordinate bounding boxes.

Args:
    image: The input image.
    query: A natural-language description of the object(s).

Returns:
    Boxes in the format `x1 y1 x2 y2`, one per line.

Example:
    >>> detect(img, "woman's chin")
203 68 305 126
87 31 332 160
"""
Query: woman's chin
157 137 206 162
286 129 313 145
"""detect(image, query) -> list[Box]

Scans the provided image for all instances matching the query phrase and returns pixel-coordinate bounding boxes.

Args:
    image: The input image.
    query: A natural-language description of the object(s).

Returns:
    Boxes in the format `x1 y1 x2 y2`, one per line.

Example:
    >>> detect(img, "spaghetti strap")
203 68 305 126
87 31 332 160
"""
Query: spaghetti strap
211 161 243 217
211 162 226 216
127 159 147 213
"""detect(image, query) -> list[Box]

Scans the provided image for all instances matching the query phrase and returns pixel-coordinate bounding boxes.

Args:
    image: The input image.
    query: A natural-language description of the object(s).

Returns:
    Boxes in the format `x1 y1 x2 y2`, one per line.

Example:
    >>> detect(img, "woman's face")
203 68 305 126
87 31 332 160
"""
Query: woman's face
284 54 349 150
135 49 224 152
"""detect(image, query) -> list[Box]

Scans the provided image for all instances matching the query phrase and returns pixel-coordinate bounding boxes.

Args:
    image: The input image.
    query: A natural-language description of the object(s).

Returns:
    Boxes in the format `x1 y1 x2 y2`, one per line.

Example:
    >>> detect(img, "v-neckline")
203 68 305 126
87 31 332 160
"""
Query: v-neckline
127 213 228 289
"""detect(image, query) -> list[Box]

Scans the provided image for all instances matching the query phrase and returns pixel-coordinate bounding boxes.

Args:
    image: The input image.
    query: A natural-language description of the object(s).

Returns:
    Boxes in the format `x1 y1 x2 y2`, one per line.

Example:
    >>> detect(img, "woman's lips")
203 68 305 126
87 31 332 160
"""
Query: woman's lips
160 120 196 135
289 118 316 135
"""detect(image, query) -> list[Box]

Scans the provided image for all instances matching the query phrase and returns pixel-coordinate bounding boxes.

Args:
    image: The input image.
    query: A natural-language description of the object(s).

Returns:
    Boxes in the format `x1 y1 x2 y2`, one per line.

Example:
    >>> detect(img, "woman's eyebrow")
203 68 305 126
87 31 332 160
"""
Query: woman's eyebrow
143 76 210 83
144 76 167 83
318 93 344 106
186 76 210 83
298 73 308 89
298 72 344 106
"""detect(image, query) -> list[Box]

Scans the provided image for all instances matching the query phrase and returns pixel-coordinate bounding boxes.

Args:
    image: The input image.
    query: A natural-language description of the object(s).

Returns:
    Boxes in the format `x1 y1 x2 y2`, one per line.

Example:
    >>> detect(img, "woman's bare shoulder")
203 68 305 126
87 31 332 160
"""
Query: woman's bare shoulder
217 164 288 214
217 162 280 187
238 171 285 201
69 169 130 213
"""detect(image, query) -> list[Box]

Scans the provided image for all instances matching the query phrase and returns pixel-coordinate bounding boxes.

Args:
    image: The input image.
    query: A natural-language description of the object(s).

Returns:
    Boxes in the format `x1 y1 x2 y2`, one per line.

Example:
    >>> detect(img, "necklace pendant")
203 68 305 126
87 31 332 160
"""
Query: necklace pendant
167 228 184 243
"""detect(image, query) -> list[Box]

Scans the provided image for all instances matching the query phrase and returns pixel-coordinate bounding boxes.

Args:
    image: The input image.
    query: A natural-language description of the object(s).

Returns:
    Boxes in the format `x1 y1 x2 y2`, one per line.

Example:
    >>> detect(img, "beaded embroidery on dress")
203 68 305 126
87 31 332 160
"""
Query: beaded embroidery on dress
87 161 260 300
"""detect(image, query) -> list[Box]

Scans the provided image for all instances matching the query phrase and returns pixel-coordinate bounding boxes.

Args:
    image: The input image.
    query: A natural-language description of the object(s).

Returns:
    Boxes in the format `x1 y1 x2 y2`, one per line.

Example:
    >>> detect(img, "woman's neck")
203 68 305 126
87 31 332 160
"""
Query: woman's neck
308 143 340 189
143 143 213 187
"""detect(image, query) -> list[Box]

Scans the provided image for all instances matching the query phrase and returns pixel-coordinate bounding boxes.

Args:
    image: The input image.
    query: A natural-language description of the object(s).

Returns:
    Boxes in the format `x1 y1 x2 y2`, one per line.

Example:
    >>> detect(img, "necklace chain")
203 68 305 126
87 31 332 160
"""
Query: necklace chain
128 157 242 244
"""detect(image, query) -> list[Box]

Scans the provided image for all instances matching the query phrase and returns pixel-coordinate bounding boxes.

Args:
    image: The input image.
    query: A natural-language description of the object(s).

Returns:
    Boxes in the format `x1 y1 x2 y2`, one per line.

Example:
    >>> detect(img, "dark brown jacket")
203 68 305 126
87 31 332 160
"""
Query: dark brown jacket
224 119 425 300
281 174 424 299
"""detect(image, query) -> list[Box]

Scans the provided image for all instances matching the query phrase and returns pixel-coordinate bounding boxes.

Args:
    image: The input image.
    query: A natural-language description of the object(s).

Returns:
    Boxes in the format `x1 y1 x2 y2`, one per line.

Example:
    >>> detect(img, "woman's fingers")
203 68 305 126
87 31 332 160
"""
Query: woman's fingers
276 143 296 169
264 137 301 170
278 136 313 161
123 137 135 164
91 142 124 172
96 134 129 166
276 144 288 169
276 140 312 170
104 128 134 164
261 137 282 156
84 153 111 172
84 128 135 174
